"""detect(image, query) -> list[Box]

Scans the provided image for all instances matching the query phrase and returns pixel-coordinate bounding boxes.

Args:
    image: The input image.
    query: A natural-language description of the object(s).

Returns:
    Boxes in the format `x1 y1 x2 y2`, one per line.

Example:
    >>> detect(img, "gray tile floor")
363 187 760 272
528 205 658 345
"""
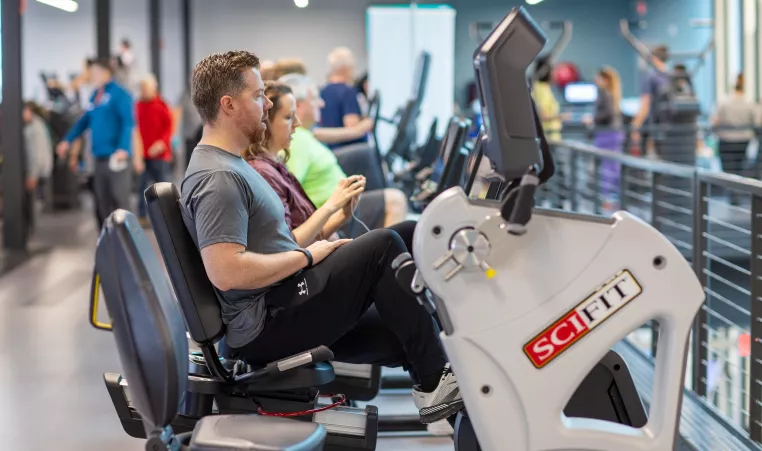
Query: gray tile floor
0 202 453 451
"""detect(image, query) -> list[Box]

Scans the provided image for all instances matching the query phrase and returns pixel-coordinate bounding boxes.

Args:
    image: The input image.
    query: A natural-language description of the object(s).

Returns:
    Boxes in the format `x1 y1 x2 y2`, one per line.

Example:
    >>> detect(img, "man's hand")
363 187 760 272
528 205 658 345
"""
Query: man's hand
56 141 70 159
134 156 145 175
306 239 352 265
113 149 129 161
148 141 165 158
26 177 38 192
630 130 641 144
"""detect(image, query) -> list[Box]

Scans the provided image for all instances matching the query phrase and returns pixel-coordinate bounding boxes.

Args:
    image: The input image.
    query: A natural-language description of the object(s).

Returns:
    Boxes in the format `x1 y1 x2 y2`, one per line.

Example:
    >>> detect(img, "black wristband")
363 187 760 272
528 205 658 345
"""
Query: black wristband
295 248 313 269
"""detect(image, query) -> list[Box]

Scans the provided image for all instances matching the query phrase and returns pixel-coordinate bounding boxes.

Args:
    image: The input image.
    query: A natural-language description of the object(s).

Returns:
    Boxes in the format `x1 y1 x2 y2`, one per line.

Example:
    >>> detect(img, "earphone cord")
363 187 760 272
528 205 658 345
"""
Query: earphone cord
351 196 372 234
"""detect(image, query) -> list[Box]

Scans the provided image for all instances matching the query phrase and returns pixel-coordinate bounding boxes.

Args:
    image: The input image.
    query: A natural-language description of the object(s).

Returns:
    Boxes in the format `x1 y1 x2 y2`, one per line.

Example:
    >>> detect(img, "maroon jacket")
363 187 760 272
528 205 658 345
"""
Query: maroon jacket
247 155 317 231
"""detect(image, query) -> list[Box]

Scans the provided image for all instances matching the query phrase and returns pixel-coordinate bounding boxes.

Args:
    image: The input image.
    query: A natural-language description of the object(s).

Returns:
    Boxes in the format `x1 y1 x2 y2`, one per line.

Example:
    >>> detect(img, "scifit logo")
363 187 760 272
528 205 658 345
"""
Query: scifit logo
523 270 642 369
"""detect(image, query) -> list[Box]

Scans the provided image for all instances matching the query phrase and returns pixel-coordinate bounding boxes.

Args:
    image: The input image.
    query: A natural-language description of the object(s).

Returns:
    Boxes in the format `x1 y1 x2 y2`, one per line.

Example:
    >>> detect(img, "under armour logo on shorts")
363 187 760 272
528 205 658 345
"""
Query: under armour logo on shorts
298 278 309 296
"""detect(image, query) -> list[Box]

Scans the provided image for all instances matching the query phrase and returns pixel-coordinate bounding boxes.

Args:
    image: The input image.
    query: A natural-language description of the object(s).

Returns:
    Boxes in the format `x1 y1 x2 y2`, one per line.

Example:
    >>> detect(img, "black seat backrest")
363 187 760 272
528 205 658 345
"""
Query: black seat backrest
463 133 485 196
145 182 225 346
95 210 188 435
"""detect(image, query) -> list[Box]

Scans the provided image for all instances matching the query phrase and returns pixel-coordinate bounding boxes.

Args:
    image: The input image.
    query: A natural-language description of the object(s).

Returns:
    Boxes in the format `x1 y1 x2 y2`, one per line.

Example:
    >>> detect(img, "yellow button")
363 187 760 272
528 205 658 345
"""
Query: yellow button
485 268 497 279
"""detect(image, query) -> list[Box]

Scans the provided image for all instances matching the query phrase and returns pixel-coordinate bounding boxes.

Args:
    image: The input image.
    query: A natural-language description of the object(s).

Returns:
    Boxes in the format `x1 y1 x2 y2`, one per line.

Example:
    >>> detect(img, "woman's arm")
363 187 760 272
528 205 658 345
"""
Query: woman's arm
320 210 350 239
292 205 337 247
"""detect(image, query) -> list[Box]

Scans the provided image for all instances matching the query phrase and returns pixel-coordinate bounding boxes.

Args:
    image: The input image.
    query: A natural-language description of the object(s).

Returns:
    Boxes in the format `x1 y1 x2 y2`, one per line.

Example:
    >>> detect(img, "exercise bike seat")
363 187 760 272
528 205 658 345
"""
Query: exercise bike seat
145 182 334 390
95 209 326 450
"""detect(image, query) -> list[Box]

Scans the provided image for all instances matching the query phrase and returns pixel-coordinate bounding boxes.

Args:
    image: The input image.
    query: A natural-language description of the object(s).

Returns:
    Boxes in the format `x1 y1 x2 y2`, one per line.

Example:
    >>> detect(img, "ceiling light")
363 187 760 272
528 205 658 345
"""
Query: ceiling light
294 0 309 8
526 0 544 5
37 0 79 13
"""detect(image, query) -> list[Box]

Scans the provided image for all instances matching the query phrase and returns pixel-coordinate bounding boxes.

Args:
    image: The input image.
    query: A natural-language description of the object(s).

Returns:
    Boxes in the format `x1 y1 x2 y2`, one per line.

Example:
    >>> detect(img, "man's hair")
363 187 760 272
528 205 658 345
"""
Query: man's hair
278 73 317 102
192 50 261 124
243 82 294 162
652 45 669 63
735 73 744 92
273 58 308 80
121 38 131 49
91 57 113 73
141 73 159 88
328 47 354 73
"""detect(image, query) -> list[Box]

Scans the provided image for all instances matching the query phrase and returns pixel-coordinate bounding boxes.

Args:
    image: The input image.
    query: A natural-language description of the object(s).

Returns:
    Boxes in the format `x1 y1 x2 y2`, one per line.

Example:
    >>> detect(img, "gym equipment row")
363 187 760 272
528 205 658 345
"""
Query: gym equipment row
89 6 706 450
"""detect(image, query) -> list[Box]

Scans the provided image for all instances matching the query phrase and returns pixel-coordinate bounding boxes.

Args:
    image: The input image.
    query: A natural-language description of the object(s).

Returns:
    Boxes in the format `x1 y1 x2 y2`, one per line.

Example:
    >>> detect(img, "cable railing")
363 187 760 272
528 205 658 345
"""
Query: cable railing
539 139 762 445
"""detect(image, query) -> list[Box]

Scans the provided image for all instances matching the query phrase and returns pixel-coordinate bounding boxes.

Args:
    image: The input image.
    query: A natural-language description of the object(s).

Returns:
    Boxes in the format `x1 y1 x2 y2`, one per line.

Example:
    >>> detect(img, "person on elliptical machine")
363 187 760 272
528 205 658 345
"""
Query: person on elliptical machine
180 50 462 425
243 81 416 248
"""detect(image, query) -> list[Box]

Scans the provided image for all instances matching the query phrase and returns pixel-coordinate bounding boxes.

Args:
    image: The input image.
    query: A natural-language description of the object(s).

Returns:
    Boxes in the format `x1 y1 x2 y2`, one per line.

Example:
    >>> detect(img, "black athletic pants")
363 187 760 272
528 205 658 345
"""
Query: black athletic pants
719 140 749 177
230 223 444 385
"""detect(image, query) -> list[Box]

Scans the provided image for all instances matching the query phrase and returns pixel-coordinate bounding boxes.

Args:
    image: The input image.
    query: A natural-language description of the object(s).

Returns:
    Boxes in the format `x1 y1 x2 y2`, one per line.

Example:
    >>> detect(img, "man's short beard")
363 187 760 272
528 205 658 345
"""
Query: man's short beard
238 116 267 146
248 123 267 146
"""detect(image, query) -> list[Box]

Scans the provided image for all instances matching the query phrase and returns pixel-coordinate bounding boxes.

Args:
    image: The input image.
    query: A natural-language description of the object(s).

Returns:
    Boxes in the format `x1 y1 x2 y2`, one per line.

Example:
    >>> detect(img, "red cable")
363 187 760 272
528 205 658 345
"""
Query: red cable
256 394 347 417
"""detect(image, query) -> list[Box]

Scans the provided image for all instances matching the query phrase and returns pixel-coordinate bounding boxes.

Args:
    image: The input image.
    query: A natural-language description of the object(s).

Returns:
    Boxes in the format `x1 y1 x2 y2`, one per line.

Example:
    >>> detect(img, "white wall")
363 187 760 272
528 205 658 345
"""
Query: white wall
191 0 420 82
22 0 184 105
22 0 96 101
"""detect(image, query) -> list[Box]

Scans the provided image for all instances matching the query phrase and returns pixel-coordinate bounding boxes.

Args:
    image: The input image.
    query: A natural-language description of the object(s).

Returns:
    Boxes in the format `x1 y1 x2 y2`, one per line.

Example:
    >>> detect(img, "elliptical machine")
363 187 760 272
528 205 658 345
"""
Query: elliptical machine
399 8 705 450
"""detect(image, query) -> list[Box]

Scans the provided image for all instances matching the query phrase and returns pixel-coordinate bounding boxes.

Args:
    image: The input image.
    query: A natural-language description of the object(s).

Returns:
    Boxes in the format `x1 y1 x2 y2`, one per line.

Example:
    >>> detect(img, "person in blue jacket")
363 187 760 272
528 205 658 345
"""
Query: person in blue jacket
56 58 135 226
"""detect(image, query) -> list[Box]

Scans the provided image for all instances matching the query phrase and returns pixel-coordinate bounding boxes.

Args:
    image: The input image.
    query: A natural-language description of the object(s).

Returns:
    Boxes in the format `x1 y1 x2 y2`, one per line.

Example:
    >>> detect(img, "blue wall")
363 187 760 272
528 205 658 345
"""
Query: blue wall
447 0 635 107
630 0 715 114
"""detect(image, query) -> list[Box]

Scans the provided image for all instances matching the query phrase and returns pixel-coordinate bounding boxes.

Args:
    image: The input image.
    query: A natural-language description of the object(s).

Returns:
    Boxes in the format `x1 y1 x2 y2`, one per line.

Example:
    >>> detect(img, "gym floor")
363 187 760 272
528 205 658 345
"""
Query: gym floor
0 197 452 451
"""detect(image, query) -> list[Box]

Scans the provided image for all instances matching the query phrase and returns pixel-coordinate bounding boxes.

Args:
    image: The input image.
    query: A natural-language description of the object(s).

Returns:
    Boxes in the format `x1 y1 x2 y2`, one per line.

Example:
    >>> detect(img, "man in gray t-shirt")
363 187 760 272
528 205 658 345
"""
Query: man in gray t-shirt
180 50 461 425
631 45 671 145
181 144 300 347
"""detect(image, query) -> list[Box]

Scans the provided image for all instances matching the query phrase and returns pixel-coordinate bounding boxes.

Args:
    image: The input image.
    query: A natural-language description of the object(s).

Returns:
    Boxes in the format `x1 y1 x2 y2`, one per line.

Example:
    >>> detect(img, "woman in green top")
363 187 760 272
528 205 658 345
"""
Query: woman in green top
280 74 409 236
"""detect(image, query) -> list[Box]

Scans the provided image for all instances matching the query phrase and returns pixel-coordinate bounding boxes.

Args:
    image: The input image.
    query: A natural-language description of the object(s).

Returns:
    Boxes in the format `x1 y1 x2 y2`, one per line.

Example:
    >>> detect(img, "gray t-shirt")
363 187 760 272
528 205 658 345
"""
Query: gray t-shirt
639 70 671 124
180 145 300 347
716 95 757 142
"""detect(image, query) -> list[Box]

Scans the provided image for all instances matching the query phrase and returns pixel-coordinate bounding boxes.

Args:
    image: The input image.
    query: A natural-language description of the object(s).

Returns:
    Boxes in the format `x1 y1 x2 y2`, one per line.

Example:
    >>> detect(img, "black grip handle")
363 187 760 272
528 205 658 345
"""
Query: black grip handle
509 183 537 227
236 346 335 383
264 346 334 375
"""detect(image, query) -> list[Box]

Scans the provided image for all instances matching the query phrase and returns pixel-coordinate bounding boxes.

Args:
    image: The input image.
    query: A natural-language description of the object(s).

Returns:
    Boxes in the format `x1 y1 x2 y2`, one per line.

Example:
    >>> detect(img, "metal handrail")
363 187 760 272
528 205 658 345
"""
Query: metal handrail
552 139 696 176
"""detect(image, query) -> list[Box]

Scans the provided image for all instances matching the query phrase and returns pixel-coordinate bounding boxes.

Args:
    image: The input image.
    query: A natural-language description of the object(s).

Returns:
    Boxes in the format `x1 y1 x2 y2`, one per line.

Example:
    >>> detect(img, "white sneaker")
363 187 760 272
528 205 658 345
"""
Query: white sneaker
427 419 455 436
412 364 464 424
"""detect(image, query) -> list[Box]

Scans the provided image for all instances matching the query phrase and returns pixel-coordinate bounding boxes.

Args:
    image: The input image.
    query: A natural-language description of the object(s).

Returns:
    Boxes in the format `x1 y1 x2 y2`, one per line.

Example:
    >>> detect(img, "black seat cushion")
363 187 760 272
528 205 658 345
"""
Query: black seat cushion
145 182 225 345
190 415 326 451
95 210 188 431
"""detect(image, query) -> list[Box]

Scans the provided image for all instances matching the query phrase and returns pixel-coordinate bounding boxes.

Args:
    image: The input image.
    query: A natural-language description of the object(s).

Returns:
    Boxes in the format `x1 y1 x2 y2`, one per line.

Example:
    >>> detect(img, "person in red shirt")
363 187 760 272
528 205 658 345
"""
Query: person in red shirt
135 73 174 225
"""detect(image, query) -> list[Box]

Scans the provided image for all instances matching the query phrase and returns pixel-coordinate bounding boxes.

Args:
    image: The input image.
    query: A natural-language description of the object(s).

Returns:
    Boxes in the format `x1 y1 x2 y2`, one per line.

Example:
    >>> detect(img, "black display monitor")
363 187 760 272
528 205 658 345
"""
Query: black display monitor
473 7 546 183
411 51 431 109
437 119 470 193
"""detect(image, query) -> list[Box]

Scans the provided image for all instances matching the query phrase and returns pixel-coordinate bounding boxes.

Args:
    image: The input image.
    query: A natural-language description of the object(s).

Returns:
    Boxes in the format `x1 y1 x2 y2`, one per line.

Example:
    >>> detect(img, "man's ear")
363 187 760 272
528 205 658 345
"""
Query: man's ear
219 95 235 118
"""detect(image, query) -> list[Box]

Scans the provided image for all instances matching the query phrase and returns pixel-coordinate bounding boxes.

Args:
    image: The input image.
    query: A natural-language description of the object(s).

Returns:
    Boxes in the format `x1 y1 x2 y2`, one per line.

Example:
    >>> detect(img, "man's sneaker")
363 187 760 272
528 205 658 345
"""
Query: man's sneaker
412 364 464 424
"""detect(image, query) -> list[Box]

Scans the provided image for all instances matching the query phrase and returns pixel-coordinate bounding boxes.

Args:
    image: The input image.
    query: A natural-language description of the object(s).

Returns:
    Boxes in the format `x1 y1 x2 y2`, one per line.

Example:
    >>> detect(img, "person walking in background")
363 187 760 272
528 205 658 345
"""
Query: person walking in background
713 74 757 178
135 74 174 227
584 67 625 210
56 58 135 228
114 38 136 92
23 101 54 228
630 45 670 158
